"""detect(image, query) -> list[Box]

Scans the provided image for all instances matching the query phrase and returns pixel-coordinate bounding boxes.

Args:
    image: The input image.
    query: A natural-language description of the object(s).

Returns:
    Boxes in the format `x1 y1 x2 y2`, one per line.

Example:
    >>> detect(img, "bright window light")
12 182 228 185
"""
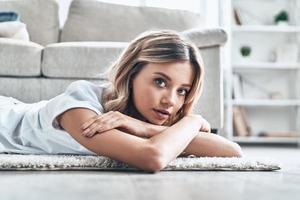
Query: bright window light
145 0 202 13
96 0 140 6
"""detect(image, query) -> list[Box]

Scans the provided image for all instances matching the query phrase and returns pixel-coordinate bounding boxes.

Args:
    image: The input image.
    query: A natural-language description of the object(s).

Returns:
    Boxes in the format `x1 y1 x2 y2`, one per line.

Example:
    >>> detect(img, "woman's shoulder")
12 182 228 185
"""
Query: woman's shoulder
66 80 90 90
64 80 111 103
66 80 110 93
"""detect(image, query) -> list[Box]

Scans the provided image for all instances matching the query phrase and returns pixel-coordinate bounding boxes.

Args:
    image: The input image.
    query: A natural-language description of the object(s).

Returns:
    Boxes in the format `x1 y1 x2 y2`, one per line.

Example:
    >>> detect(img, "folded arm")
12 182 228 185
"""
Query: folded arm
57 108 201 172
145 123 243 158
179 132 243 157
78 110 243 158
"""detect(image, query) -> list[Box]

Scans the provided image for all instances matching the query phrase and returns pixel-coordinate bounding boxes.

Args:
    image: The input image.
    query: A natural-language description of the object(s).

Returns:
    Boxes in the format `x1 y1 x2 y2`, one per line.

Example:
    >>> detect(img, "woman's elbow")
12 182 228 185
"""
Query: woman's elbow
230 142 243 157
142 145 166 173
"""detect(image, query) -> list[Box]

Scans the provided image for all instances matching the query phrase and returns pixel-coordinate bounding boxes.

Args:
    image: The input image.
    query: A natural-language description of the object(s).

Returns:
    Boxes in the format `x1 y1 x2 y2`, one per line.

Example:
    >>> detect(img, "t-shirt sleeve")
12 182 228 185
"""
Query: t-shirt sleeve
42 80 104 130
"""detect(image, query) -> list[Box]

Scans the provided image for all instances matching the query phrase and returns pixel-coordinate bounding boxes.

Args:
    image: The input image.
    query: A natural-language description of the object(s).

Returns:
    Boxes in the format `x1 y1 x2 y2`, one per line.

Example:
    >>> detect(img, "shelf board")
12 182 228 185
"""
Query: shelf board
233 136 299 145
232 62 300 70
231 99 300 106
232 25 300 33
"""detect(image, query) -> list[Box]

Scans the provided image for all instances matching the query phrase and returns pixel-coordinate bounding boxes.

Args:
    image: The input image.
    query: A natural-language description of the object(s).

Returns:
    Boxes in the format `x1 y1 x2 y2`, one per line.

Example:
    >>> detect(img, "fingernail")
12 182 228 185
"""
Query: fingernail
87 133 93 138
82 130 88 135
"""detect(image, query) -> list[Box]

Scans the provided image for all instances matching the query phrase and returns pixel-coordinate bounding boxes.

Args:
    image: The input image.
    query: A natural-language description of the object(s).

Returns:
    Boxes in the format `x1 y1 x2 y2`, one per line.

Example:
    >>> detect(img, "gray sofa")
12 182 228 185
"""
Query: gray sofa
0 0 227 130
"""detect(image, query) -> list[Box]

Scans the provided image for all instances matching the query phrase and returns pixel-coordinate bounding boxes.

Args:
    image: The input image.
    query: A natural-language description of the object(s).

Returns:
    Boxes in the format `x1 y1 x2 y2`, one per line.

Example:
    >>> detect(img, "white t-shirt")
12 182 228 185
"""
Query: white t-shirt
0 80 111 155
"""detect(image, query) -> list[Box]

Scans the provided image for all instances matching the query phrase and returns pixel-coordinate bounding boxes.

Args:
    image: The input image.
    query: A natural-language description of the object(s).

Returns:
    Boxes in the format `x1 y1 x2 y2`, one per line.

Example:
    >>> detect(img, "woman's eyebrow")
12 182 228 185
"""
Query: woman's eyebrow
153 72 191 87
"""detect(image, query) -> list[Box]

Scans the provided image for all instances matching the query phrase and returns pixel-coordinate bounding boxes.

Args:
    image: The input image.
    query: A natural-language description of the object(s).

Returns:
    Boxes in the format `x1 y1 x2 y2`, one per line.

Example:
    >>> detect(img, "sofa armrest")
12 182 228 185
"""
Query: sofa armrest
181 28 227 48
0 38 43 76
180 28 227 129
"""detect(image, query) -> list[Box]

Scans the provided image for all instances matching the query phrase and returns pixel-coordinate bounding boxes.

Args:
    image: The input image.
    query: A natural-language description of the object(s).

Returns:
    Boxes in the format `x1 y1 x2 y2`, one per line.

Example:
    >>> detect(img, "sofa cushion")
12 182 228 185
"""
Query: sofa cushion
42 42 127 79
0 77 105 103
0 0 59 46
61 0 205 42
40 79 104 101
0 38 43 76
0 77 41 103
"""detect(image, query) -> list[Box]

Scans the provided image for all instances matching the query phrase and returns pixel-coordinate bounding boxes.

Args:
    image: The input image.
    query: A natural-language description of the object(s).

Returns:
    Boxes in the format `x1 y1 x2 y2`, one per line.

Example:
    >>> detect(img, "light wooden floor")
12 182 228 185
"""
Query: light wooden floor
0 146 299 200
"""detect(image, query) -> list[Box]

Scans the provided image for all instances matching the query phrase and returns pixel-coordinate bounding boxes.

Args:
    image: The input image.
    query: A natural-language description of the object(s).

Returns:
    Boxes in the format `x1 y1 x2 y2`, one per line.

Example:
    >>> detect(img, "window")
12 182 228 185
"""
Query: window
145 0 202 13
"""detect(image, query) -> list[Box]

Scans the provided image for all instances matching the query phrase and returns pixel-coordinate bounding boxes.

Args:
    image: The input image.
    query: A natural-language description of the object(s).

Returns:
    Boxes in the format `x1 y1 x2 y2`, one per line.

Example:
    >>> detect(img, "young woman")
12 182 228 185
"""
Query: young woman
0 30 242 172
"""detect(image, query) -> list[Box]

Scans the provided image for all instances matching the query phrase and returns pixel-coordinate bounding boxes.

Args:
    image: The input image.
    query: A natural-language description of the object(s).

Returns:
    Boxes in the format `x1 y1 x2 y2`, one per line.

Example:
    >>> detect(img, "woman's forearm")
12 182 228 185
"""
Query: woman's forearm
144 120 243 158
182 132 243 157
147 116 201 167
144 123 168 137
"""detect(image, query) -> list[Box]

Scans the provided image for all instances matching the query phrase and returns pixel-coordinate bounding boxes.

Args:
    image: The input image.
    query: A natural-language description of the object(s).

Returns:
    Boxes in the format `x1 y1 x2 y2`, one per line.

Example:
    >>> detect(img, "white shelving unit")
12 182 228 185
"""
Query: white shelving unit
230 99 300 107
222 0 300 146
232 25 300 32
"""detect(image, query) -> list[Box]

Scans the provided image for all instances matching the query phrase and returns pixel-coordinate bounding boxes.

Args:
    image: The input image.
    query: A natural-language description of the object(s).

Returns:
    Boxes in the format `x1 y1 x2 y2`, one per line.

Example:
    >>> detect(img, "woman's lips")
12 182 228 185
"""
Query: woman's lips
153 109 169 120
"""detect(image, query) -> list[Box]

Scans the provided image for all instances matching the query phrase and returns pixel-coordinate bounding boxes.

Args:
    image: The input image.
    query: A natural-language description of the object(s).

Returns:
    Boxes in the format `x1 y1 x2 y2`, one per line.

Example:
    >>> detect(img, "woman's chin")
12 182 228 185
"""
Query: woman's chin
147 118 166 125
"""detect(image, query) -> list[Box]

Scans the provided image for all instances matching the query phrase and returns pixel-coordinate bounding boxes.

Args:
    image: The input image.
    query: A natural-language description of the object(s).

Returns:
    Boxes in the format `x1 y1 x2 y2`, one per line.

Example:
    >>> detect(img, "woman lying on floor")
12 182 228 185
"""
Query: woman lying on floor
0 30 242 172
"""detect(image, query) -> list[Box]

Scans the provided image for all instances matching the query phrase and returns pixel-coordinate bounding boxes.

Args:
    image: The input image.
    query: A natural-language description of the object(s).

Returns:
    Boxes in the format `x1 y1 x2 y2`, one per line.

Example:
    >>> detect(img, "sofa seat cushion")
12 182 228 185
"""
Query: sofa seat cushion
0 77 104 103
0 77 41 103
42 42 128 79
61 0 204 42
0 38 43 76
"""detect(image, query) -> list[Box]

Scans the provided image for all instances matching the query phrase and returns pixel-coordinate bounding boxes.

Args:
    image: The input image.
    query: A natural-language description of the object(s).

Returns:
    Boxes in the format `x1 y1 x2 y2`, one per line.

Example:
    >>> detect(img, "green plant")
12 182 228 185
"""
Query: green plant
240 46 251 57
274 10 289 23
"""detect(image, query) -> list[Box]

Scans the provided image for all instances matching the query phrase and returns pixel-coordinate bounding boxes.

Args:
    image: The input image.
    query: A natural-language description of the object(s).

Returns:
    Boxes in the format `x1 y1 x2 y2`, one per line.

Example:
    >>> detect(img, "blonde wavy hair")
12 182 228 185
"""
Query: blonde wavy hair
101 30 205 126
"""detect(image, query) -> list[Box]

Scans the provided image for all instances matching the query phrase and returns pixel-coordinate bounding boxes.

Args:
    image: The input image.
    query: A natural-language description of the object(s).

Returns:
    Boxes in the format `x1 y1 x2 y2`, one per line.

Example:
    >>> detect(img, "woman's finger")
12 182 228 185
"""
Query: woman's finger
85 124 103 137
83 117 122 137
82 123 98 135
81 114 103 130
81 111 114 130
85 118 122 137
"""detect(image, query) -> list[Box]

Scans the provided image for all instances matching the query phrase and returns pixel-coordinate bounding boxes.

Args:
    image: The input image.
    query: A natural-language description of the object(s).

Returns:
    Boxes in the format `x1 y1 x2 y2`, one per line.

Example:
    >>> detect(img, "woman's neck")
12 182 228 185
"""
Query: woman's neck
126 101 149 123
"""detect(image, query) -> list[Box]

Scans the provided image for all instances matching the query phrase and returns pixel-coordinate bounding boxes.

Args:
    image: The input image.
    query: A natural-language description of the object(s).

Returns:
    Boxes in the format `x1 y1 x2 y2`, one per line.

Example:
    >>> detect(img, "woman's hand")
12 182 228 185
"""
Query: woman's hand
80 111 149 138
185 114 211 133
80 111 210 138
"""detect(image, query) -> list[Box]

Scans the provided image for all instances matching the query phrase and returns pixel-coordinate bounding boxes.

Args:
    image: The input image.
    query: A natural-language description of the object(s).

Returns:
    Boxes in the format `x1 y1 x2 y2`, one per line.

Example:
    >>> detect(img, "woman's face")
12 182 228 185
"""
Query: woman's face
131 61 195 125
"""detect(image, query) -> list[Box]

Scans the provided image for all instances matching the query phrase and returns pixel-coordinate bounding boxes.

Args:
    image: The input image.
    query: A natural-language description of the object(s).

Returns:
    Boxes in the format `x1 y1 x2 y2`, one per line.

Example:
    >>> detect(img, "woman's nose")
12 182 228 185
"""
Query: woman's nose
161 90 177 106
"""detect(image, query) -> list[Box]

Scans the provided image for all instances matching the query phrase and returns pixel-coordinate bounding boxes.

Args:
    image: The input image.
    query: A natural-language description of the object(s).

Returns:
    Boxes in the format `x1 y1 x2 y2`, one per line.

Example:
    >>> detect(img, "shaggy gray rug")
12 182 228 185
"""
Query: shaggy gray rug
0 154 281 171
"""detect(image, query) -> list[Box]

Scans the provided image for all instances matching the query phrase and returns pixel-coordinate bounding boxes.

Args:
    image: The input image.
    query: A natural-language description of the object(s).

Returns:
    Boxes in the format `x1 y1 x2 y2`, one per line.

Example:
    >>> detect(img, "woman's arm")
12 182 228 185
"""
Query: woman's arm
146 114 203 168
145 124 243 157
181 132 243 157
79 111 242 159
57 108 161 173
57 108 201 172
80 111 210 138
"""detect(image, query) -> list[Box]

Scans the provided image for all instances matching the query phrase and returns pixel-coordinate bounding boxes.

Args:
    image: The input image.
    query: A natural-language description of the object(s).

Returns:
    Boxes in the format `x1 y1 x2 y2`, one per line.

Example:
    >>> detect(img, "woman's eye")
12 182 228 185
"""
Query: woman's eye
154 78 166 88
178 89 189 96
154 78 189 96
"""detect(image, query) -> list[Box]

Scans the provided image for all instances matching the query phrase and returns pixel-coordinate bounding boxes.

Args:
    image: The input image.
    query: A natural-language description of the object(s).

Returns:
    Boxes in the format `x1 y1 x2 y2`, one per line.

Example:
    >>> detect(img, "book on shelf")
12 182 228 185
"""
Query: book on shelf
258 131 299 138
232 6 265 26
233 106 252 137
233 8 242 25
232 73 244 99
